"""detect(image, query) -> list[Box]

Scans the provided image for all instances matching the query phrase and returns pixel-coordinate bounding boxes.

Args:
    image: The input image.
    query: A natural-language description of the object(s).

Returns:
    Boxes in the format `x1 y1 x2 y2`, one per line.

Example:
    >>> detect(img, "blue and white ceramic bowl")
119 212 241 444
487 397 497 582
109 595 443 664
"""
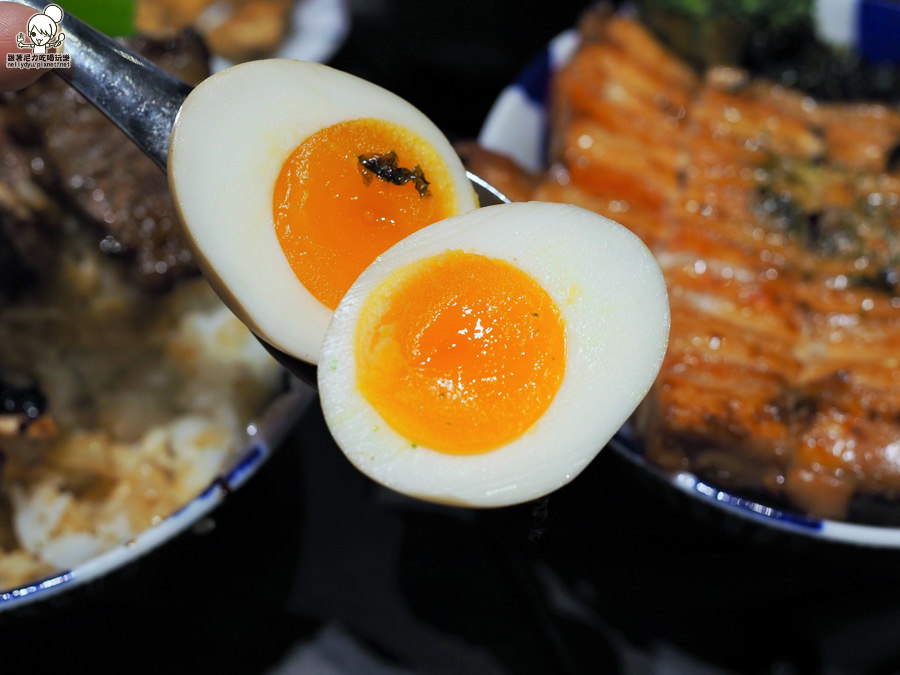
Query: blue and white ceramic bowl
0 2 345 611
478 2 900 547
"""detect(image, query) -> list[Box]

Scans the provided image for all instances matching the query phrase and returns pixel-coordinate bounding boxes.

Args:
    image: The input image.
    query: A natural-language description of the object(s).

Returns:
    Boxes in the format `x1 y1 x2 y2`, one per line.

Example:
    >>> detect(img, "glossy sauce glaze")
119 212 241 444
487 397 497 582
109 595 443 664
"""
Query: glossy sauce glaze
465 11 900 520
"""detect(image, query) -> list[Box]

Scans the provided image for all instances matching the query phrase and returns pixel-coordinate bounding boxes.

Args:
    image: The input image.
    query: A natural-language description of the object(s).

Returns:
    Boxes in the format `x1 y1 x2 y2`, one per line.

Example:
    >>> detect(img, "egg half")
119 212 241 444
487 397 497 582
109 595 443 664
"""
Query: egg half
168 59 478 365
318 201 670 507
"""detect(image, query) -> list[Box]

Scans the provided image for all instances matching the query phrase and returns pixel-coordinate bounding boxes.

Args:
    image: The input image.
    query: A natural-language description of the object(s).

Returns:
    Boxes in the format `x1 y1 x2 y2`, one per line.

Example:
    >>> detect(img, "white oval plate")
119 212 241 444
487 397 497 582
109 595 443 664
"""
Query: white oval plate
478 20 900 547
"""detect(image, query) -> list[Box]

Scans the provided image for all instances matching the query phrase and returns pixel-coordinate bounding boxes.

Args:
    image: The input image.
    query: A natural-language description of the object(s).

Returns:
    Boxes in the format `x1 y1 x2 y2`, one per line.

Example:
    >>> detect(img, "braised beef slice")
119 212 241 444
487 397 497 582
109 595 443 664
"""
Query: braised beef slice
3 31 211 291
0 121 61 297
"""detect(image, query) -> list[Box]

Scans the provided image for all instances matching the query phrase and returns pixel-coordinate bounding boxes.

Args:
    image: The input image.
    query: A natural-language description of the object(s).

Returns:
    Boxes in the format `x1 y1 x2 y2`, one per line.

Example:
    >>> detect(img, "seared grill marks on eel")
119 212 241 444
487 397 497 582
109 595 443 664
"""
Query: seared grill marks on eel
461 11 900 519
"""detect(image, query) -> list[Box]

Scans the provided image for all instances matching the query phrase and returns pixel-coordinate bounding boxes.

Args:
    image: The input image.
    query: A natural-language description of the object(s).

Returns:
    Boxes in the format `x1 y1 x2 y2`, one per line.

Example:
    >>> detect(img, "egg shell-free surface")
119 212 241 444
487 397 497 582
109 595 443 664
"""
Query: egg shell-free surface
318 201 671 507
168 59 478 365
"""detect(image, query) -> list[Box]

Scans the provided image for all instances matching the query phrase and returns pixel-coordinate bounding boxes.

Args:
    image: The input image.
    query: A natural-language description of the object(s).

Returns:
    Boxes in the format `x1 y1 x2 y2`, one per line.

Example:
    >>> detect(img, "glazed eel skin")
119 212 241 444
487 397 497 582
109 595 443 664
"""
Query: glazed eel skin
461 10 900 520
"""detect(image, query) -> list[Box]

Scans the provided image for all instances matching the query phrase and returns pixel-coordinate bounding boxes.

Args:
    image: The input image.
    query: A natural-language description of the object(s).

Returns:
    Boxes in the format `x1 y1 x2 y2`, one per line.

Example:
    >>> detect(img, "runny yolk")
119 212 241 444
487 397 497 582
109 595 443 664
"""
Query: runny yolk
355 251 567 455
273 118 458 309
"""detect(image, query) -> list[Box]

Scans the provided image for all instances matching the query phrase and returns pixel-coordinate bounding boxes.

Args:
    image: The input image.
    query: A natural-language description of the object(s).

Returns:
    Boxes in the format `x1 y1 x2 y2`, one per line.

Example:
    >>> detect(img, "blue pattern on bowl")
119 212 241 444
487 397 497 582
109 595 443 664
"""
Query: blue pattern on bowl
858 0 900 63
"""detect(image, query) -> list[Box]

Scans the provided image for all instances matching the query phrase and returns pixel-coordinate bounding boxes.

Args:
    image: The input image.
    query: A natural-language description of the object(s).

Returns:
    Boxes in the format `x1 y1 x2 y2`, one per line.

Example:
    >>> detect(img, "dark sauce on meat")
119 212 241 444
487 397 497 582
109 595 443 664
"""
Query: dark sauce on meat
0 32 210 292
0 374 46 422
0 231 37 300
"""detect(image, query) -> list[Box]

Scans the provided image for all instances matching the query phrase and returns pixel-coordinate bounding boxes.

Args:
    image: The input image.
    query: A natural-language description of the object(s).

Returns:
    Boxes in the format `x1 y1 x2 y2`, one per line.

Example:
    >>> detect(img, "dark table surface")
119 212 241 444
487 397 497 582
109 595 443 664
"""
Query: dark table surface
6 2 900 674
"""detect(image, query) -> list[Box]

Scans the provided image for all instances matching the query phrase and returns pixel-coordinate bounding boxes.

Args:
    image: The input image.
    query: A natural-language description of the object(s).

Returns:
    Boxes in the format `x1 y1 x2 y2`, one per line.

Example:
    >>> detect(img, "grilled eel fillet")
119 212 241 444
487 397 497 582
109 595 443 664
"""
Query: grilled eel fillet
461 11 900 520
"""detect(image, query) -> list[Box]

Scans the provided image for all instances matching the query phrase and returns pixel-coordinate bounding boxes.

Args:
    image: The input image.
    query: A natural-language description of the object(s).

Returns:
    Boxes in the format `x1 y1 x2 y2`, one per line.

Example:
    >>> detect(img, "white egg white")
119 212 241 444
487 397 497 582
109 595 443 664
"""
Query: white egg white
168 59 478 365
318 201 670 507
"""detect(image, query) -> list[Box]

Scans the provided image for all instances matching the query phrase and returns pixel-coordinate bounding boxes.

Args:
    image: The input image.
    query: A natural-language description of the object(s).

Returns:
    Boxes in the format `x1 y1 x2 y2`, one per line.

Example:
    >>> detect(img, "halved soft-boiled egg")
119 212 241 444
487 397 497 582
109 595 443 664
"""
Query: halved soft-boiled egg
318 201 670 507
168 59 478 365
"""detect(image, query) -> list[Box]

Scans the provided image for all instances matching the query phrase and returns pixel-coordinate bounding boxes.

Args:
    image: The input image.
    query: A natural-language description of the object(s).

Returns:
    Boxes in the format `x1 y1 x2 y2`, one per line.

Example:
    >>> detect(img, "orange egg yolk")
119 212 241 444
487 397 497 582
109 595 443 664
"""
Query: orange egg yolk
354 250 566 455
273 118 459 309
